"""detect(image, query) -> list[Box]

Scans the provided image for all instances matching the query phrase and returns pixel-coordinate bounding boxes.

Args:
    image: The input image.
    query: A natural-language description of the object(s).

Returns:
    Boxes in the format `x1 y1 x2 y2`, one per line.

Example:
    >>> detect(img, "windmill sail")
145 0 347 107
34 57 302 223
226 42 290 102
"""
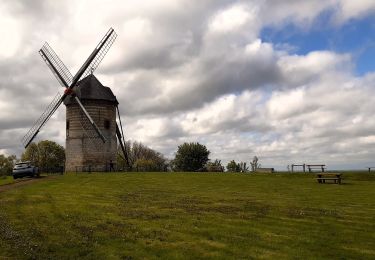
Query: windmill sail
22 28 117 148
79 28 117 81
116 123 130 167
74 96 106 142
39 42 73 87
73 28 117 85
116 106 131 168
79 109 103 152
22 92 62 148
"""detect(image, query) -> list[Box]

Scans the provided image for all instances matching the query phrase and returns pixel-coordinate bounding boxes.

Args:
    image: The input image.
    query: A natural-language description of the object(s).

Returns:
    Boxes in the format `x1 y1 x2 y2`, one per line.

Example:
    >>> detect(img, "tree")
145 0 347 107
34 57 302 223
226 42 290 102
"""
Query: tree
134 159 158 172
239 162 249 172
226 160 240 172
0 154 17 176
206 159 224 172
22 140 65 171
250 156 261 172
117 141 167 171
173 142 210 172
21 142 39 166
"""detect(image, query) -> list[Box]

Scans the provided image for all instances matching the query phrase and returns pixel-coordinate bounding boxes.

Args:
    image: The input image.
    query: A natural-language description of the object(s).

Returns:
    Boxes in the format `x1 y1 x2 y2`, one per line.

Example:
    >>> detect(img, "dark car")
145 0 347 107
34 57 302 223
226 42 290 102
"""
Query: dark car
12 162 38 179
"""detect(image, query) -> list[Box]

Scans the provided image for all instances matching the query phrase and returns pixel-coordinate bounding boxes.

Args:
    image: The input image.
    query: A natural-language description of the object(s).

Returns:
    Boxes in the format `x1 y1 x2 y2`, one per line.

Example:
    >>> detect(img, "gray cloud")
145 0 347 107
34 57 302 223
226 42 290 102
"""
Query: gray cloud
0 0 375 170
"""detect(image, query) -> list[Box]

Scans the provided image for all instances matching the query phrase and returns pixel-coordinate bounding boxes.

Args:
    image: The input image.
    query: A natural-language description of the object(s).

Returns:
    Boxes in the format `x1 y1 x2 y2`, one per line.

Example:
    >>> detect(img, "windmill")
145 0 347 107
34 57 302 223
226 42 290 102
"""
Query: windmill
22 28 130 171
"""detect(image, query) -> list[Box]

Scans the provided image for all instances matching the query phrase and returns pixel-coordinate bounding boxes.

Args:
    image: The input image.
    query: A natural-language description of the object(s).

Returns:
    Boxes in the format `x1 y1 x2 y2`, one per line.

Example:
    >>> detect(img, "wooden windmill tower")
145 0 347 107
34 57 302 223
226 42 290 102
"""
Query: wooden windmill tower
22 28 130 172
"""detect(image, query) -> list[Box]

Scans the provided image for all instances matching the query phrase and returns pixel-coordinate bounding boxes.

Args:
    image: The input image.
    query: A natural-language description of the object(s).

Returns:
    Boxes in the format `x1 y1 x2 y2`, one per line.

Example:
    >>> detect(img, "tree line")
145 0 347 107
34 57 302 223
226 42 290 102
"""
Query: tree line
170 142 261 172
1 140 261 174
117 141 261 172
0 140 66 176
117 141 168 172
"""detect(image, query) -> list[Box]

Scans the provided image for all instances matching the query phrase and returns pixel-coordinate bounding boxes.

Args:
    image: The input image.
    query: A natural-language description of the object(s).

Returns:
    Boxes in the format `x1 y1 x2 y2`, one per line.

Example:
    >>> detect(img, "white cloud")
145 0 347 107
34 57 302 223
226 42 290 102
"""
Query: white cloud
209 4 255 33
335 0 375 23
181 91 264 135
278 51 352 86
267 88 307 119
0 9 22 58
260 0 337 28
359 135 375 144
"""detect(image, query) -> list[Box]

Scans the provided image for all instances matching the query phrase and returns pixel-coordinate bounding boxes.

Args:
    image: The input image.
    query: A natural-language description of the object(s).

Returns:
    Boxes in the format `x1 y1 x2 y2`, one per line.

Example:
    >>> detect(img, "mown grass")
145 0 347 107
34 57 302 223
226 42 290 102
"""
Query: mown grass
0 172 374 259
0 176 13 186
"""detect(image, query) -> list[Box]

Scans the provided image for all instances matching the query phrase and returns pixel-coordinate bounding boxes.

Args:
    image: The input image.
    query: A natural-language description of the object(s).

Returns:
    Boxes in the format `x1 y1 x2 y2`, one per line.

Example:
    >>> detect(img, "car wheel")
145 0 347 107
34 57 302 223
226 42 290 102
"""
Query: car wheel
13 176 17 180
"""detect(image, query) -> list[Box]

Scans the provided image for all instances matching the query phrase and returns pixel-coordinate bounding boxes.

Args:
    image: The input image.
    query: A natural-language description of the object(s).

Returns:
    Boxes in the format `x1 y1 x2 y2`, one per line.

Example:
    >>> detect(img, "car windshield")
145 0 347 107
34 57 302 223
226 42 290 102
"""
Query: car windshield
14 163 29 168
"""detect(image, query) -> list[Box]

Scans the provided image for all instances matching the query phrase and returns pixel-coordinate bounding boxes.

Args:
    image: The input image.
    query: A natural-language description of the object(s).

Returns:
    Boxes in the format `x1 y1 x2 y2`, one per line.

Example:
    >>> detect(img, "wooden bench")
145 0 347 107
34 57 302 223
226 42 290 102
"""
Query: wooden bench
307 164 326 173
316 173 342 184
291 164 306 172
256 168 275 173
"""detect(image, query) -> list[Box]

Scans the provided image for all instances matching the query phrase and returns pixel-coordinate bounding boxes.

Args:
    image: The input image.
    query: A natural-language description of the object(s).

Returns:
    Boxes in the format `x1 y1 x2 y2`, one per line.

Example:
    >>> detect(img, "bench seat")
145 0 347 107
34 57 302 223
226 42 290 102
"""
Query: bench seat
316 177 341 184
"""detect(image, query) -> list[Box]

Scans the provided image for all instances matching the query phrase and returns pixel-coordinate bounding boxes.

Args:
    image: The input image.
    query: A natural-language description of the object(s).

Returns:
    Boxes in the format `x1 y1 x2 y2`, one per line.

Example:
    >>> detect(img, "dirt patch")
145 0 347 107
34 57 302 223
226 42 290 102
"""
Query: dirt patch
0 176 56 193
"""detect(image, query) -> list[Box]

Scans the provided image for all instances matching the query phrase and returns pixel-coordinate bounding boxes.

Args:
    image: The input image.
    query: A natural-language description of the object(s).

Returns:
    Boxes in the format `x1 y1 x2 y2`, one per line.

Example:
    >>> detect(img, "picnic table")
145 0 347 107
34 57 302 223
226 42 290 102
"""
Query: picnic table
316 173 342 184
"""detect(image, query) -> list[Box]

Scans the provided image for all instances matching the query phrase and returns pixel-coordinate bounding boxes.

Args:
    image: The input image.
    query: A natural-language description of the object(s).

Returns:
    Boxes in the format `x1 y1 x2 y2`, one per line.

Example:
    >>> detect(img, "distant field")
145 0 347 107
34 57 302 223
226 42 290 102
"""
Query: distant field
0 172 374 259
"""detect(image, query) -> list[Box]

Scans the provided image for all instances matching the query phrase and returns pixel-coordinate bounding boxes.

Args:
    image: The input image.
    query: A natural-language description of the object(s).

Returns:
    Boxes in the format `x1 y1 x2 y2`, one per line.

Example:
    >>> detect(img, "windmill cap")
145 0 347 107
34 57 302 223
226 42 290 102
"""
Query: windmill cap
63 74 118 105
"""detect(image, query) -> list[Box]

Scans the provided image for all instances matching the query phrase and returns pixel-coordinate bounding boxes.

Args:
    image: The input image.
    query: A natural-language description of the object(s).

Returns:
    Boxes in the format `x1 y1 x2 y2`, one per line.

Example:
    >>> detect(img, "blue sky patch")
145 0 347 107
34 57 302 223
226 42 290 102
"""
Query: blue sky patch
261 14 375 75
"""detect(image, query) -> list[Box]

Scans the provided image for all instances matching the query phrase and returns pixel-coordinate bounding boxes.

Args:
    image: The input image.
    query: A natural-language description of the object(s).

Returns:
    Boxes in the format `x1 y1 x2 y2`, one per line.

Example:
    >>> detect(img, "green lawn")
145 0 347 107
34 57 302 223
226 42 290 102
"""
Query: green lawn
0 176 13 186
0 172 374 259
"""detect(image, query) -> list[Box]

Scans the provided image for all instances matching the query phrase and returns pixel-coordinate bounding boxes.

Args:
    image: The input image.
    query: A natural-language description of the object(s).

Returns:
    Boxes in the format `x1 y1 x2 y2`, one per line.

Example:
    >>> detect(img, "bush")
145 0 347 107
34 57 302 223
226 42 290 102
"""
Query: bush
206 159 224 172
227 160 240 172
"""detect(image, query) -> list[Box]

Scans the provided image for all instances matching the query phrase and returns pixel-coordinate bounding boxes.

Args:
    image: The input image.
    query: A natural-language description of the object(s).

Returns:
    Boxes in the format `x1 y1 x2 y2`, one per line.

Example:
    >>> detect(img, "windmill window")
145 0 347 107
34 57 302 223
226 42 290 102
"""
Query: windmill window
104 120 110 129
66 120 70 137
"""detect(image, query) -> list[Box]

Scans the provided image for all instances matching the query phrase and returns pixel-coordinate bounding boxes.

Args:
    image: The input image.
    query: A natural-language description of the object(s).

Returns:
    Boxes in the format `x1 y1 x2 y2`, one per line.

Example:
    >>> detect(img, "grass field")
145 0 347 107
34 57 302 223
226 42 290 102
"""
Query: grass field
0 172 374 259
0 176 14 186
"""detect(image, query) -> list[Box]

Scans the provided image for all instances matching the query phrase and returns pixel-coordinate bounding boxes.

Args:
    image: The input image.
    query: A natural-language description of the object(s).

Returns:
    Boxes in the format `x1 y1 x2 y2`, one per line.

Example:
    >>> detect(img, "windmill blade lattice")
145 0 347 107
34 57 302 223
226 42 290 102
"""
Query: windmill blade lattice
79 109 103 151
22 92 62 148
79 28 117 81
73 96 106 142
39 43 73 87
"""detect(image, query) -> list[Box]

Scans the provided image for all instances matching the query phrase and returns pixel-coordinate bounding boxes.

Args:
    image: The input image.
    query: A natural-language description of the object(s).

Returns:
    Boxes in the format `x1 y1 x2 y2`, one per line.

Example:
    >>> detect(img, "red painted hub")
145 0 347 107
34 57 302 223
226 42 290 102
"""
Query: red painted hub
64 88 73 95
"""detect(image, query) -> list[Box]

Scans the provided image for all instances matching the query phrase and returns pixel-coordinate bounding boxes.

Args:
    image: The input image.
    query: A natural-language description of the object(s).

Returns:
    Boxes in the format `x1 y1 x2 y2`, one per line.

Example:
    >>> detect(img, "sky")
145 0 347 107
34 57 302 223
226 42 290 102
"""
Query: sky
0 0 374 170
